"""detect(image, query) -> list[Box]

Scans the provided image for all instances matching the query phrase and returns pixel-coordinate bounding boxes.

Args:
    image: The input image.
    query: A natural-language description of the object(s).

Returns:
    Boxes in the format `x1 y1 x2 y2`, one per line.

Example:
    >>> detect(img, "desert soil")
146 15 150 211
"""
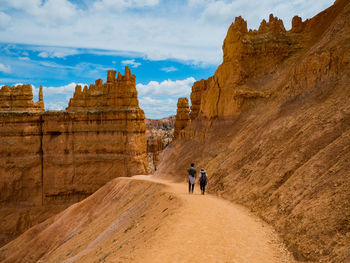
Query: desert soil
131 175 295 263
0 175 296 263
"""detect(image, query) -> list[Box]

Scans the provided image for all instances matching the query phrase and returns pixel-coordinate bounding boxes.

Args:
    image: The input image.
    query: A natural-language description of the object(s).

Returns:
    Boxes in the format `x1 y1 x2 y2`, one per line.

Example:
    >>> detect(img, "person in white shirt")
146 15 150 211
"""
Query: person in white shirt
187 163 197 194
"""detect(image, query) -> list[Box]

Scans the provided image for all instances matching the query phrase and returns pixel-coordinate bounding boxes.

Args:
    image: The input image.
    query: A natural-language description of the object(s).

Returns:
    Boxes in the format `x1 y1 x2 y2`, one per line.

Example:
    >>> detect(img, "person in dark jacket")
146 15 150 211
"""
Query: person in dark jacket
187 163 197 194
199 168 208 195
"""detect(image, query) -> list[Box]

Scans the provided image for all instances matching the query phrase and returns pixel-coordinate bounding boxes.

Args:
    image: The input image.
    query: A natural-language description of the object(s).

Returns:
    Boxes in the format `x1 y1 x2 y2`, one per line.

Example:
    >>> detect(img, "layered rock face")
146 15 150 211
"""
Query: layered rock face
0 67 148 246
0 85 44 112
67 67 139 111
174 98 190 138
159 1 350 262
189 6 350 120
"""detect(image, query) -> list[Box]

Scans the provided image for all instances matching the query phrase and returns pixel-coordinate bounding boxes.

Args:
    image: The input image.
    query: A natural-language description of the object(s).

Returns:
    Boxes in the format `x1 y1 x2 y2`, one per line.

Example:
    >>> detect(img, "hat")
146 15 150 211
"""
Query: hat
200 168 206 173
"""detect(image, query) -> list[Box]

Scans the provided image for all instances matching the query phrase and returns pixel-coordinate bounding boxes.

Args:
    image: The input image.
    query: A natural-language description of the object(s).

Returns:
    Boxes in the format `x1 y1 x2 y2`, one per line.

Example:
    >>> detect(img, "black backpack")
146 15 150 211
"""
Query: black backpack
200 173 207 184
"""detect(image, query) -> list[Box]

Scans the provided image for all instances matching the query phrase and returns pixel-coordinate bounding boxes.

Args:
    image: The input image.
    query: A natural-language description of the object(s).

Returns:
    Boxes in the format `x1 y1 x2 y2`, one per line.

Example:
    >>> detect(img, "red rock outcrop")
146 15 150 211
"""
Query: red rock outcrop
174 98 190 139
0 84 44 112
145 116 175 146
145 116 175 131
0 67 148 246
156 0 350 262
67 67 139 111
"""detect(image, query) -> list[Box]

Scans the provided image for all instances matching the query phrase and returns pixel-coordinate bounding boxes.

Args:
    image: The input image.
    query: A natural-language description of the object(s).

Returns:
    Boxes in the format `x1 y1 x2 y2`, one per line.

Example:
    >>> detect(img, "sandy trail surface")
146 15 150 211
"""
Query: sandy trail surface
132 175 294 263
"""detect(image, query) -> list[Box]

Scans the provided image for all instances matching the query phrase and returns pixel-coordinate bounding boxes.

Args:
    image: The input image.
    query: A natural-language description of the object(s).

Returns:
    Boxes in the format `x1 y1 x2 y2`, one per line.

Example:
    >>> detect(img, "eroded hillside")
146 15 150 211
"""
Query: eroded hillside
156 0 350 262
0 67 148 247
0 178 180 263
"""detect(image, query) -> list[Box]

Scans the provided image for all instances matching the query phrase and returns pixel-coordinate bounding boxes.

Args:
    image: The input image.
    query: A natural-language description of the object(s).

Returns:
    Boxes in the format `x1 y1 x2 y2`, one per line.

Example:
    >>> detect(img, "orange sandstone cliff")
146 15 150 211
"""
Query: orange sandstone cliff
0 84 44 112
157 1 350 262
0 67 148 246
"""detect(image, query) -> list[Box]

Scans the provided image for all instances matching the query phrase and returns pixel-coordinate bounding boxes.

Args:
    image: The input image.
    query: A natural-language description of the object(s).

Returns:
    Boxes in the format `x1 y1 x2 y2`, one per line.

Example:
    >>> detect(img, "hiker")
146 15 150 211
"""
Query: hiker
187 163 197 194
199 168 208 195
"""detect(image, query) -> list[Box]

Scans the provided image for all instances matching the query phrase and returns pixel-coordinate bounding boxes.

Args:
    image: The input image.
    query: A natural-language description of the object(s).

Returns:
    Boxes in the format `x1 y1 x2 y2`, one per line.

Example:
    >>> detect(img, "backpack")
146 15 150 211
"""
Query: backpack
200 173 207 184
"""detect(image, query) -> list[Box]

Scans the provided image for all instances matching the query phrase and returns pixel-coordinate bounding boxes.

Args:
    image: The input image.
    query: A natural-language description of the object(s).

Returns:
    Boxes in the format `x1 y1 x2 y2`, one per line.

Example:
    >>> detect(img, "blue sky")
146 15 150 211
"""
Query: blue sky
0 0 334 118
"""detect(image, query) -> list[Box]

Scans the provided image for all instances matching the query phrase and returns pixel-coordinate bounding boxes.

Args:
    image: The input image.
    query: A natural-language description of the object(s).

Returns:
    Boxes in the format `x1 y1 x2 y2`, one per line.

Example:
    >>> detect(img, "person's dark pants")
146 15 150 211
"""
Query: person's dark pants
200 182 207 194
189 182 194 193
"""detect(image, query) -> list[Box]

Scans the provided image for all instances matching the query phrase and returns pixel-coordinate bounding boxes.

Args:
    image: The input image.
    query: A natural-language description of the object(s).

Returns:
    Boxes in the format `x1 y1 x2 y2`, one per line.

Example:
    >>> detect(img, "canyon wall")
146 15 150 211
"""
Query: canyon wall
157 1 350 262
0 67 148 246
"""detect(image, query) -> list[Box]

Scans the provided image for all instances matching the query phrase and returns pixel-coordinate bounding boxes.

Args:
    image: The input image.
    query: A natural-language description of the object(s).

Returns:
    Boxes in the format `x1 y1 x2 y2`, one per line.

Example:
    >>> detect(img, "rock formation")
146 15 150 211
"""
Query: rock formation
147 137 164 172
67 67 139 111
156 0 350 262
145 116 175 146
145 117 175 172
0 67 148 246
0 84 44 112
174 98 190 139
145 116 175 131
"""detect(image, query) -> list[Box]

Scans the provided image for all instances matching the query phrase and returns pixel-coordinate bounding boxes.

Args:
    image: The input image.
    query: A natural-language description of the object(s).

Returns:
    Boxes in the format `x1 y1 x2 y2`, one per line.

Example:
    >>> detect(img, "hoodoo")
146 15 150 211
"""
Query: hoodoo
174 97 190 139
67 67 139 111
0 84 44 112
0 67 148 246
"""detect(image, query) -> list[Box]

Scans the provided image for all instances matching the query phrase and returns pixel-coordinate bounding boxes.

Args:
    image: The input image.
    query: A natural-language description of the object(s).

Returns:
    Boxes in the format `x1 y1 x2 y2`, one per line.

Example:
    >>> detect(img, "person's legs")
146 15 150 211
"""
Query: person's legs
189 181 191 193
191 183 194 193
200 182 204 194
202 183 206 194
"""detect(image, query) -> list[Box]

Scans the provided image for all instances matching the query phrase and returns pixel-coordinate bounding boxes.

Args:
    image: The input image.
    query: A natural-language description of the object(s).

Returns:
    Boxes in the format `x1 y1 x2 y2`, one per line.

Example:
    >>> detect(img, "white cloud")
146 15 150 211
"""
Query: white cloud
140 97 178 119
121 59 141 68
161 66 178 73
188 0 212 7
32 82 86 110
0 0 335 65
137 77 195 98
201 1 237 25
45 101 69 111
94 0 160 11
0 11 11 28
1 0 78 26
38 52 49 58
0 63 11 73
136 77 195 118
39 82 86 97
36 47 79 58
18 57 30 61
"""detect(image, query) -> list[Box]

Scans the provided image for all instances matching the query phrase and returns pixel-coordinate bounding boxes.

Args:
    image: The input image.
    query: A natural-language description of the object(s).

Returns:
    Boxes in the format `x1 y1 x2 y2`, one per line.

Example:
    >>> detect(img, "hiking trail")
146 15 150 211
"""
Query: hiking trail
131 175 295 263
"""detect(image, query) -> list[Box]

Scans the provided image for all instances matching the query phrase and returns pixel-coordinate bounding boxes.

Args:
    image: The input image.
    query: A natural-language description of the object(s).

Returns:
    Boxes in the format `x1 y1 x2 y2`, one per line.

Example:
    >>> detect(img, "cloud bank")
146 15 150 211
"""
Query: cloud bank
0 0 334 65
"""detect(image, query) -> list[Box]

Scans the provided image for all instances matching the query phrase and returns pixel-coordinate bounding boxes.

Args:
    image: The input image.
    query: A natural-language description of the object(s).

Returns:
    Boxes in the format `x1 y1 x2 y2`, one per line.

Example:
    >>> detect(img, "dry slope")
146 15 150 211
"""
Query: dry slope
156 0 350 262
0 176 296 263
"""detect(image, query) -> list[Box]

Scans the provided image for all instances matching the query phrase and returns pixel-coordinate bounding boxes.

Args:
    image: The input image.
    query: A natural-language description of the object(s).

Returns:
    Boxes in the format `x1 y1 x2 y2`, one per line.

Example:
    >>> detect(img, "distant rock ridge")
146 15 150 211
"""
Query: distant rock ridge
147 137 164 172
0 84 44 112
67 66 139 111
145 117 175 173
0 67 148 247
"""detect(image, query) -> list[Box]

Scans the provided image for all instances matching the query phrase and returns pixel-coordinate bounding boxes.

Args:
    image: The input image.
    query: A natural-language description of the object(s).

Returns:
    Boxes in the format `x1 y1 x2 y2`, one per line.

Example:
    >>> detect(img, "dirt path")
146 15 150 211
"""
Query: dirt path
131 175 294 263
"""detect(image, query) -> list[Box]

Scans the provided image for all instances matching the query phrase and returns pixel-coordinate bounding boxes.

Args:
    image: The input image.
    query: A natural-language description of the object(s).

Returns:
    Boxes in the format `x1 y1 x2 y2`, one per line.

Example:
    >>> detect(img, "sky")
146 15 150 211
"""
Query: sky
0 0 334 118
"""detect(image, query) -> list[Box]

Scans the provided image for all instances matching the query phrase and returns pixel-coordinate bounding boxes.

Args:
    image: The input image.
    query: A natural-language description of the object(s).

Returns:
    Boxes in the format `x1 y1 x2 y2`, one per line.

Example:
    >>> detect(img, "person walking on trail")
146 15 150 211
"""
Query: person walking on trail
187 163 197 194
199 168 208 195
